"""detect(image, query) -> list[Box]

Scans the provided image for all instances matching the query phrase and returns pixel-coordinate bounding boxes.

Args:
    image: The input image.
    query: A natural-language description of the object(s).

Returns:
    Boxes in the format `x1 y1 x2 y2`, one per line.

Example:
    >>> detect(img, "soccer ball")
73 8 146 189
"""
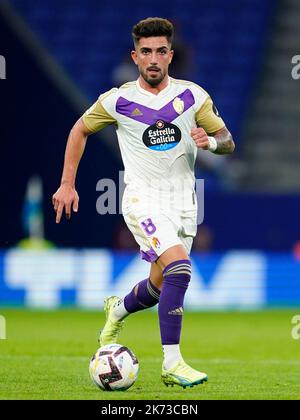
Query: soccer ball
89 344 139 391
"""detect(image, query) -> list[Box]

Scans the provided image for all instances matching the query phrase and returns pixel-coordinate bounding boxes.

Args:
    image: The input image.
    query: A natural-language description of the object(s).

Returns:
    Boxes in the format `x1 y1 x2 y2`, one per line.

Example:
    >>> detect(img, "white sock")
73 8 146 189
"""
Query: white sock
163 344 182 370
112 299 129 321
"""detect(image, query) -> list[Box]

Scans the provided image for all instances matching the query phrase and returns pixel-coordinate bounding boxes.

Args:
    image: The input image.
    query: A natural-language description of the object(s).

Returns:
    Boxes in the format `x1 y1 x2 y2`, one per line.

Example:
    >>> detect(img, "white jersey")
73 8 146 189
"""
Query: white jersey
82 77 225 259
83 77 224 207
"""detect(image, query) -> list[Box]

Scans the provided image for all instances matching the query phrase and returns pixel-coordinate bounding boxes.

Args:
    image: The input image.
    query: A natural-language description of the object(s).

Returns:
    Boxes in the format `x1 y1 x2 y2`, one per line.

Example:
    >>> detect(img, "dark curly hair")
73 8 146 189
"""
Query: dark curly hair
132 17 174 46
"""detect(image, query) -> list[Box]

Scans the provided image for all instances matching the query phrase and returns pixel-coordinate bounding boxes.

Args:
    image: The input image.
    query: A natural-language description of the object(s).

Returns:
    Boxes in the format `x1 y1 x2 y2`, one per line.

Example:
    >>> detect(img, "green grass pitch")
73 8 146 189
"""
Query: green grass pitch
0 309 299 400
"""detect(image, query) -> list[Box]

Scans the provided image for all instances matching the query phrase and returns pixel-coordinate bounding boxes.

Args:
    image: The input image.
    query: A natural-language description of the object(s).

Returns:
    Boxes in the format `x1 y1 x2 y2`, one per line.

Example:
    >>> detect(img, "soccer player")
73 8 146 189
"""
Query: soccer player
52 17 235 388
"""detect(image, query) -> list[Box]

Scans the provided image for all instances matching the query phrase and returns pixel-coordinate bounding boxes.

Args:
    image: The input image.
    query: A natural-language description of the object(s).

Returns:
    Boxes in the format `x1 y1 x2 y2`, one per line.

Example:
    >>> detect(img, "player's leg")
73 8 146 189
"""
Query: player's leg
155 244 189 368
157 244 208 388
149 260 164 290
114 261 163 318
99 262 163 346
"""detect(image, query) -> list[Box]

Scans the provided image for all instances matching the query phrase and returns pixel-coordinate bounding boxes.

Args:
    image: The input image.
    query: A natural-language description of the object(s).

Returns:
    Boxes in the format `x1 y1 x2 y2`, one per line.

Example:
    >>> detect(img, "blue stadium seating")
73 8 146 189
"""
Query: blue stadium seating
10 0 277 140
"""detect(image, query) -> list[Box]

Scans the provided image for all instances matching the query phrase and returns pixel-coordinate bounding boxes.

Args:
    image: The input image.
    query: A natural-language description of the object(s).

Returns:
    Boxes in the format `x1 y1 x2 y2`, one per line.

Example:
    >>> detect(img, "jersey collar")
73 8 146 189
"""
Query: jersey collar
136 76 171 97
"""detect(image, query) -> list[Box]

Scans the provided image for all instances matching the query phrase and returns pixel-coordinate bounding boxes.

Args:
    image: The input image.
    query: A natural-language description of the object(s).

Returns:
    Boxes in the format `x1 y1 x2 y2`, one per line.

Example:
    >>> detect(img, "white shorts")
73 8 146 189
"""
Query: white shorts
122 185 197 262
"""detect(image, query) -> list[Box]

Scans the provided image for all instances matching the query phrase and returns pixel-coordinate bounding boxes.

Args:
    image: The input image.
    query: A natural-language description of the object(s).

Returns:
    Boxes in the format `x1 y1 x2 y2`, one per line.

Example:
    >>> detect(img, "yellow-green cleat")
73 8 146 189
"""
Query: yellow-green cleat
161 359 208 389
98 296 124 346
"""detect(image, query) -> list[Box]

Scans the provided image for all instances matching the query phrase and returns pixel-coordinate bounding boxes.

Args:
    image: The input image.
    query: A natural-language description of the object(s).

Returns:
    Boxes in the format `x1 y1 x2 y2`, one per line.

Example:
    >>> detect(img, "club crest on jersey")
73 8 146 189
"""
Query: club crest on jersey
142 120 182 151
172 97 185 115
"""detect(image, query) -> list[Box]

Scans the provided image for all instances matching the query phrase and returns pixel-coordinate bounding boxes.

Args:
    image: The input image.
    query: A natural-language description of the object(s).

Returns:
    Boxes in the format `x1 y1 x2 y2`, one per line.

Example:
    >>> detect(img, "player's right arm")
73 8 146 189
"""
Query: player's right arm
53 89 117 224
52 117 92 224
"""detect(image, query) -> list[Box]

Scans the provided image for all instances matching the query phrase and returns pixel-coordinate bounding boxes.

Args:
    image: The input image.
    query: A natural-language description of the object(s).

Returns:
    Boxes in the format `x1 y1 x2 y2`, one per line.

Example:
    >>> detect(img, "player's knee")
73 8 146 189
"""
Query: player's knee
157 244 189 270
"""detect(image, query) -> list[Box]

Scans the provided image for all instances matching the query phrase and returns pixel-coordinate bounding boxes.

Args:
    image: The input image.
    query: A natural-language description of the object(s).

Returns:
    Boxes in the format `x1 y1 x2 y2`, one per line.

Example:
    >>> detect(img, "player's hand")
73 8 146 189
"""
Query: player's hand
52 183 79 224
191 127 209 150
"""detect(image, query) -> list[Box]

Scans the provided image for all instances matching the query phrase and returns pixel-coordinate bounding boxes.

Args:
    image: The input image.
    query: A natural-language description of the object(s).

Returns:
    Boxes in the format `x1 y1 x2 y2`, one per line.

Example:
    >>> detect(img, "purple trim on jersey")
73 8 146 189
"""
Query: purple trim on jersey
140 248 158 263
115 89 195 125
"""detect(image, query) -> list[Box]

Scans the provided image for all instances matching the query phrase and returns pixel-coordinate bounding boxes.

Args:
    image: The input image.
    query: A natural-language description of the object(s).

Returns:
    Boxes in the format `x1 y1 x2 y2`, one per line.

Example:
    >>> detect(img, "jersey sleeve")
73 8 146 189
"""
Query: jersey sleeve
195 96 225 134
82 89 117 133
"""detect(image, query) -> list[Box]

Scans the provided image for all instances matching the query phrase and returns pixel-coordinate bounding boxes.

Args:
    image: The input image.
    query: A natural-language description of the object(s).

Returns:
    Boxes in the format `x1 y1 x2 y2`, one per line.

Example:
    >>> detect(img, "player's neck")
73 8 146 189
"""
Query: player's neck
138 75 169 95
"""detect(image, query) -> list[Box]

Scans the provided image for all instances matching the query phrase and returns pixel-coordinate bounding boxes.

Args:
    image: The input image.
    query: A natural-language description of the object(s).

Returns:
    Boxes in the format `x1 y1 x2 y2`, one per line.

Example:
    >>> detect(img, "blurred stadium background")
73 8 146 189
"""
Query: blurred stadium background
0 0 300 311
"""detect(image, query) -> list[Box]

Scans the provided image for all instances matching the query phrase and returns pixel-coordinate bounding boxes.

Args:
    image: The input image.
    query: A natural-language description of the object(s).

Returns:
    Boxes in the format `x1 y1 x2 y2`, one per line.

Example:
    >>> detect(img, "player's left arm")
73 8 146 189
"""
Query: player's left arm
191 125 235 155
212 126 235 154
192 96 235 155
